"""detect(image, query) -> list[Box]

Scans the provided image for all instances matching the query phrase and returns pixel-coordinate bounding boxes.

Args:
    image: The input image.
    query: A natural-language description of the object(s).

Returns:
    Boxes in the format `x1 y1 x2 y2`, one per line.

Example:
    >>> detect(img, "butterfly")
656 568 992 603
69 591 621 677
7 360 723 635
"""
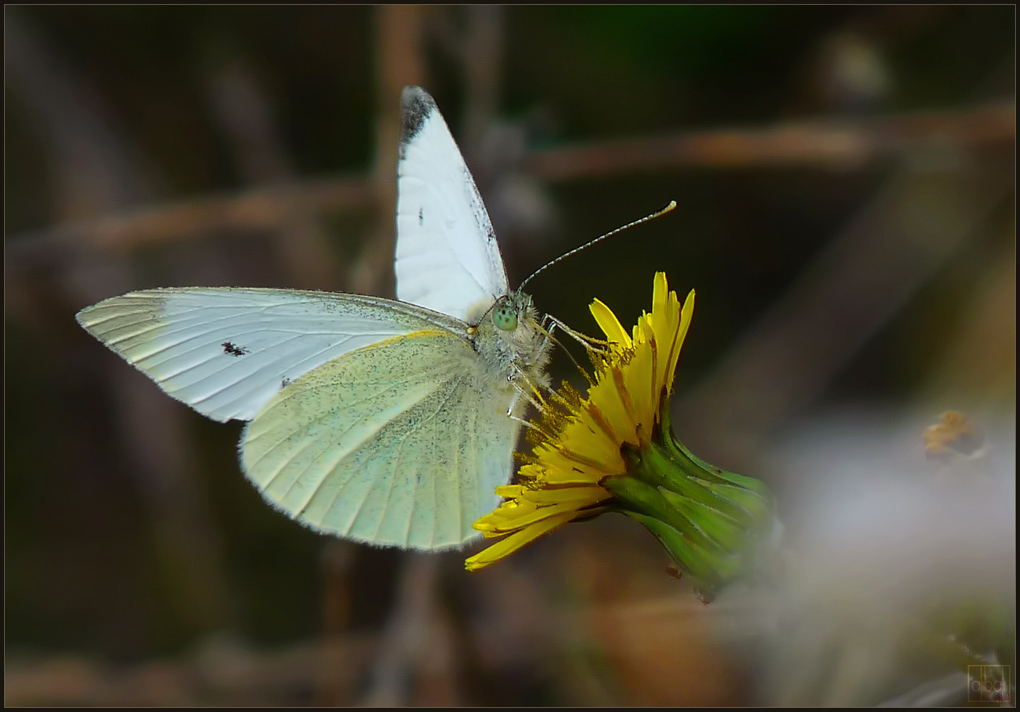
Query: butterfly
76 87 551 551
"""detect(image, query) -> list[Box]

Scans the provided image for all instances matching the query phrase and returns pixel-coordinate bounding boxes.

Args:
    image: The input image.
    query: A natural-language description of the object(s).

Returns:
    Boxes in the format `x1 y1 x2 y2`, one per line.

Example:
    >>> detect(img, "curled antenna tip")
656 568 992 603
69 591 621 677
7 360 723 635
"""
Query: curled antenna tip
518 200 678 292
652 200 677 218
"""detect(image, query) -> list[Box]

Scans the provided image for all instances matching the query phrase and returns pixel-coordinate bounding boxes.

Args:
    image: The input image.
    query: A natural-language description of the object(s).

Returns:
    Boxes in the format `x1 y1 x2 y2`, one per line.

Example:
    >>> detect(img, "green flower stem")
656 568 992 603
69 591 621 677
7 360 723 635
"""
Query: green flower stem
601 396 775 601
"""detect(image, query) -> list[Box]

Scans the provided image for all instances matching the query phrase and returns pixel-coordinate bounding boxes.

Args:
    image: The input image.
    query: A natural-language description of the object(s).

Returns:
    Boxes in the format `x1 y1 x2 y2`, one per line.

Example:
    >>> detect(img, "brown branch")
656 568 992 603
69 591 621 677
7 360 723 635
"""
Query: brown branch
5 101 1012 270
522 100 1016 180
3 636 378 707
6 178 374 271
1 592 726 707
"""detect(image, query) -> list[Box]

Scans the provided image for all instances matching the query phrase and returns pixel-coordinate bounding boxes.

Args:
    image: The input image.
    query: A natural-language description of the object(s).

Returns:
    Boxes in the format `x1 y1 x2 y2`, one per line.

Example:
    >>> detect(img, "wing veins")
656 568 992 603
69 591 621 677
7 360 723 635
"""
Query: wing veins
260 430 330 493
371 424 410 543
288 377 449 523
247 368 433 471
338 375 462 543
304 377 452 528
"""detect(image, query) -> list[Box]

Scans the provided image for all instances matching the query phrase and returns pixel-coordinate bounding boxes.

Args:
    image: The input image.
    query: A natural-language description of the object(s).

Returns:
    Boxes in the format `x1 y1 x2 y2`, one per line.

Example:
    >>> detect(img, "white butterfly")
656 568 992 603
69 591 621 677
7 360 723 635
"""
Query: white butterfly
76 87 551 551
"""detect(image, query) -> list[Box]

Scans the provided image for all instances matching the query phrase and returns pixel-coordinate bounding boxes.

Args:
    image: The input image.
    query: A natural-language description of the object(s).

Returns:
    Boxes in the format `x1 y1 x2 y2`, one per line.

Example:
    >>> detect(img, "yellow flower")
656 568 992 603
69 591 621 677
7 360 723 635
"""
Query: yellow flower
466 273 774 600
466 272 690 567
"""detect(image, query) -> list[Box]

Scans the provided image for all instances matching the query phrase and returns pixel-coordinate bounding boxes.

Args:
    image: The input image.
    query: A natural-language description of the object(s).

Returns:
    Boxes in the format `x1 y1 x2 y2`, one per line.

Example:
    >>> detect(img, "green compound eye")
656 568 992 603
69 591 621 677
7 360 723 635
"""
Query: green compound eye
493 303 518 331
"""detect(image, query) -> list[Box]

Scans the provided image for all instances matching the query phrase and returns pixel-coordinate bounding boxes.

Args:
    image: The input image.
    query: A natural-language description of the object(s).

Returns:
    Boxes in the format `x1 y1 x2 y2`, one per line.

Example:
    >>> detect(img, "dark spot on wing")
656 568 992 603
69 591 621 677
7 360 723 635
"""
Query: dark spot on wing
222 341 249 357
418 207 424 226
399 86 436 158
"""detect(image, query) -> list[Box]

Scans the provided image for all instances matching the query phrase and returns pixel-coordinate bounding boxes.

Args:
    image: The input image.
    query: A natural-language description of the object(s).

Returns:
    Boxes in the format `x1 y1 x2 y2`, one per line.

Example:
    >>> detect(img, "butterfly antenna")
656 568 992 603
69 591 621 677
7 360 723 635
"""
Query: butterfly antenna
517 200 677 294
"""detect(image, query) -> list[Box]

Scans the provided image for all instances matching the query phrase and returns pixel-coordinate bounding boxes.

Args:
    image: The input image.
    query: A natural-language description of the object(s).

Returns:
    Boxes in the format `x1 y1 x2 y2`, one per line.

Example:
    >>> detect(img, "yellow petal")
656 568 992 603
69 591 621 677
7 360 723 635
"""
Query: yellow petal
465 511 577 571
620 333 656 443
486 498 594 532
590 298 632 346
586 375 635 446
653 271 668 314
664 290 694 393
520 484 611 506
540 422 626 476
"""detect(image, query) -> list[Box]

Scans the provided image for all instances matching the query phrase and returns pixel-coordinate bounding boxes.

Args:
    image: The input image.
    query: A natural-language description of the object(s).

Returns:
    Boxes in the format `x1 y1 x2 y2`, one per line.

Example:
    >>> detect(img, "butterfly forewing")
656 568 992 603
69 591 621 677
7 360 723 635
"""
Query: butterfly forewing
395 86 509 321
76 288 468 423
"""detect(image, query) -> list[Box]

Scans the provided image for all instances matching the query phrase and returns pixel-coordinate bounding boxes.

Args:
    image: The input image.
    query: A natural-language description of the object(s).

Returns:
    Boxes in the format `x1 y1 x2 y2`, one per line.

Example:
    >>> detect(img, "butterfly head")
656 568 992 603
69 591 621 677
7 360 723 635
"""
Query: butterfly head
492 299 518 332
489 290 540 332
472 291 549 402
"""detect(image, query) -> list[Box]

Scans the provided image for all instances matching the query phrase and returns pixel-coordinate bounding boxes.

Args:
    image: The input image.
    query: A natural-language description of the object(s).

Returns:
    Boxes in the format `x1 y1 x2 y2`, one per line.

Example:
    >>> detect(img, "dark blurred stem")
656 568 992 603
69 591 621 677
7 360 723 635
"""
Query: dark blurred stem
206 57 340 290
462 7 505 156
360 555 440 706
349 5 426 298
6 9 238 638
335 6 432 707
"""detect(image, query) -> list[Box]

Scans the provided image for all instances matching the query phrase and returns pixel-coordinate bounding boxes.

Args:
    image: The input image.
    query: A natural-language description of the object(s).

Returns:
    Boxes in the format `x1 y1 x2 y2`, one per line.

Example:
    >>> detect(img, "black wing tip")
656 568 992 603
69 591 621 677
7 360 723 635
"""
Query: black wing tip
400 86 437 147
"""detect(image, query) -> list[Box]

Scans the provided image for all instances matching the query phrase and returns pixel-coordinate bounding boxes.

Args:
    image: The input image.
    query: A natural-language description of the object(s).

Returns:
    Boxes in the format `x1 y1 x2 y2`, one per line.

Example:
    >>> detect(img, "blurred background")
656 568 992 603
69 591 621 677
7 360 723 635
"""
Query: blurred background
4 5 1015 706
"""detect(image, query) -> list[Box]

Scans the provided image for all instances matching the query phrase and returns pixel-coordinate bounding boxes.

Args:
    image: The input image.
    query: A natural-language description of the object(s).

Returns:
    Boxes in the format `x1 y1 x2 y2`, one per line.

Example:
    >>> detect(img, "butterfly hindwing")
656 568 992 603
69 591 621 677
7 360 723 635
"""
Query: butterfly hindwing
242 329 516 549
395 86 509 321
